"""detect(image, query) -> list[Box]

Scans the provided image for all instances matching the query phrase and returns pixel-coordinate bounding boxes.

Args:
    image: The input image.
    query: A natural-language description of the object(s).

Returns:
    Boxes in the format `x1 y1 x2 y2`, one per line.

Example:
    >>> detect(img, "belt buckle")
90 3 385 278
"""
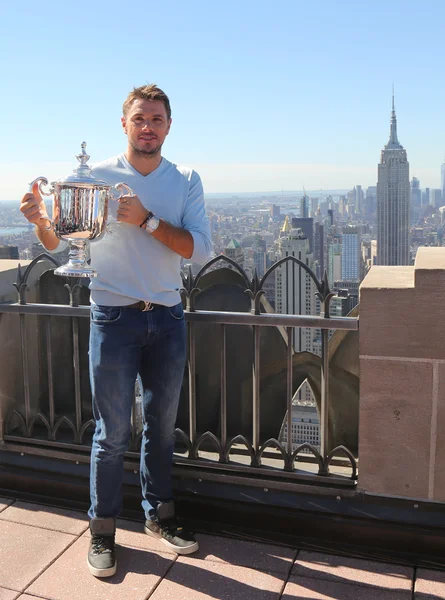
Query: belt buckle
141 301 153 312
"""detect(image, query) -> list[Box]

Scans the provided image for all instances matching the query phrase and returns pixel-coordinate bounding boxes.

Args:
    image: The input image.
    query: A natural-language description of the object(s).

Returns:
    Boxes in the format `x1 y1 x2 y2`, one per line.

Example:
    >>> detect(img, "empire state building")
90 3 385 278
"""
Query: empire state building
376 96 410 265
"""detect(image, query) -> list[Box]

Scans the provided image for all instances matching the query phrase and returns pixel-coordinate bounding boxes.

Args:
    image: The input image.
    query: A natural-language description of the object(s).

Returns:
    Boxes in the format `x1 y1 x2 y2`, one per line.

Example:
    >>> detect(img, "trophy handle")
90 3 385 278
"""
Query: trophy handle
110 182 134 200
28 176 54 231
28 176 54 197
106 183 135 236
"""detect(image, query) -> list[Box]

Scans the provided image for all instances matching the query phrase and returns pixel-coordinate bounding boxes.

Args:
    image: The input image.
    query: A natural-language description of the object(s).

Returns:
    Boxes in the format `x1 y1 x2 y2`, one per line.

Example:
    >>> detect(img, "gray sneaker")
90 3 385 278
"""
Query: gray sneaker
87 518 117 577
144 501 199 555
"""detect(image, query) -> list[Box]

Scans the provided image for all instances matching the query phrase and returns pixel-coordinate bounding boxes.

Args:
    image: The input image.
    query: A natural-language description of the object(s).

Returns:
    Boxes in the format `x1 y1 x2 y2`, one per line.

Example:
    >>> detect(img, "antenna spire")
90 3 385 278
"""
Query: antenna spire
386 86 401 148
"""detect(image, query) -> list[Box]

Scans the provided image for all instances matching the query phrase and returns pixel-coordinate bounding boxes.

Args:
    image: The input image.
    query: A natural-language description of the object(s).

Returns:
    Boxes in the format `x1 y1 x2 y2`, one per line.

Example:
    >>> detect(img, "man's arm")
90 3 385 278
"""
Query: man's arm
116 195 193 258
178 172 212 264
150 220 194 259
116 172 212 262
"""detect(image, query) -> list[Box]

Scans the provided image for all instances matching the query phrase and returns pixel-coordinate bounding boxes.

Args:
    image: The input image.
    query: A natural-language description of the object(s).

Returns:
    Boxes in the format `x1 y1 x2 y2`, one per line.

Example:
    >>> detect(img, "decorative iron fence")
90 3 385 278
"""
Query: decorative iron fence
0 254 359 489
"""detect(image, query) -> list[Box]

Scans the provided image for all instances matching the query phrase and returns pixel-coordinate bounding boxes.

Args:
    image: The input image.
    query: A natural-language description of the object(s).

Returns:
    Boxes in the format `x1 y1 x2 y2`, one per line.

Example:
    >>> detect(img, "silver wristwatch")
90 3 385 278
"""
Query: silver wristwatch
145 214 160 233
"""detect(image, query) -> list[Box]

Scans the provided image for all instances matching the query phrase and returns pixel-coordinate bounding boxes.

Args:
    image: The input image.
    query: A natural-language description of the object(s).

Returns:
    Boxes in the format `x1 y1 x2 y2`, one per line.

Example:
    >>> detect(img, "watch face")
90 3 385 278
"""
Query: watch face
148 216 160 232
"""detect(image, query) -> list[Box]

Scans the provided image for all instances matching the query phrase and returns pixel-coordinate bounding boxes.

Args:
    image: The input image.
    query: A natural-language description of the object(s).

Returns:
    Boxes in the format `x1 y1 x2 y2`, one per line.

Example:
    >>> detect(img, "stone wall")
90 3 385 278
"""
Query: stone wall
359 247 445 501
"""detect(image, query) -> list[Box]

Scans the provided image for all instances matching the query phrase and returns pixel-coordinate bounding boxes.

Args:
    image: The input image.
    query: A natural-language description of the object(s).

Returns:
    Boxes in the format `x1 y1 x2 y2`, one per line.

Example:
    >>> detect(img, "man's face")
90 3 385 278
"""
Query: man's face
122 99 171 157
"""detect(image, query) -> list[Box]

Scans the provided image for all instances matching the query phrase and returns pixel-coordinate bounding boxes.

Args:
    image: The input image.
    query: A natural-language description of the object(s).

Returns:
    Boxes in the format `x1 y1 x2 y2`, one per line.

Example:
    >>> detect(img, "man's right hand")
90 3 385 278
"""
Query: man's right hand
20 183 59 251
20 182 51 230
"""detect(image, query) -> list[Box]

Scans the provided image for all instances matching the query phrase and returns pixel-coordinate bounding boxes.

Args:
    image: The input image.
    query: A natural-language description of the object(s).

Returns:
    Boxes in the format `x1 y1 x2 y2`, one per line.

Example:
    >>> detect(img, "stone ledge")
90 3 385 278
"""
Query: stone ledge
415 247 445 288
360 266 414 290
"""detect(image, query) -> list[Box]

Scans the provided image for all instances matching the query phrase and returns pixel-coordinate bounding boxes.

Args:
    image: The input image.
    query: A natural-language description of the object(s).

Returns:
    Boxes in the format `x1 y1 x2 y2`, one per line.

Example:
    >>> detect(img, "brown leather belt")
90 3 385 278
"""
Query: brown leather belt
125 301 162 312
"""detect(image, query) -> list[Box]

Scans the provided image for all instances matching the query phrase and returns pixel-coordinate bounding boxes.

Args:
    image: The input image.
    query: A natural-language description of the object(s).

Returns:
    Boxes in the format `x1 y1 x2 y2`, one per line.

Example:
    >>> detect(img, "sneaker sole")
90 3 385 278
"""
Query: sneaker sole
144 525 199 555
87 558 117 578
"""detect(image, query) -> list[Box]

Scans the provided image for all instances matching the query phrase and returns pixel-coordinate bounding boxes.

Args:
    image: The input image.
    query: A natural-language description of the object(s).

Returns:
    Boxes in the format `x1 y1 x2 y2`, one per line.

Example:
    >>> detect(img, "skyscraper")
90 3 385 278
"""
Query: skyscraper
410 178 421 220
224 239 244 269
270 204 281 219
300 194 309 218
310 197 319 217
291 217 314 252
313 222 324 280
355 185 364 215
431 189 443 209
376 95 410 265
253 238 267 278
275 219 315 352
327 239 342 285
341 226 362 281
365 186 377 219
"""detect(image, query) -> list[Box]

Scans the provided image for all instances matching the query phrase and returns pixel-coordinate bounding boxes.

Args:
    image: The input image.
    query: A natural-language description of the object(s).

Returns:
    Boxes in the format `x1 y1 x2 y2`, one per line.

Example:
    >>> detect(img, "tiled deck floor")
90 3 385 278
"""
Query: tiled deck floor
1 496 445 600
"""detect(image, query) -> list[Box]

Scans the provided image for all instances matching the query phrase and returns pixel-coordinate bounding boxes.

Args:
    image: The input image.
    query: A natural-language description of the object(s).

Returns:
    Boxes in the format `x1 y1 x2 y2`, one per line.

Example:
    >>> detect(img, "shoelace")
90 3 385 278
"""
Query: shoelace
91 535 114 554
159 518 183 535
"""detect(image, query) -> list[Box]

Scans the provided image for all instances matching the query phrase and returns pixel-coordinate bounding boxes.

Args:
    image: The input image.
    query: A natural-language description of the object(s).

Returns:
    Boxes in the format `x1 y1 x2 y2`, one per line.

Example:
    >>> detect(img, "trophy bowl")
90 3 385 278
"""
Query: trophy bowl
29 142 132 278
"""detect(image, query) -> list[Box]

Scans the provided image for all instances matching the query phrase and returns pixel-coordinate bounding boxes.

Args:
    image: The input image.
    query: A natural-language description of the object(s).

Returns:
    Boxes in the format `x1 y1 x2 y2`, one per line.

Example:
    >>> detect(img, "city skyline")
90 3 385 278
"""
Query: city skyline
1 103 443 201
2 1 445 199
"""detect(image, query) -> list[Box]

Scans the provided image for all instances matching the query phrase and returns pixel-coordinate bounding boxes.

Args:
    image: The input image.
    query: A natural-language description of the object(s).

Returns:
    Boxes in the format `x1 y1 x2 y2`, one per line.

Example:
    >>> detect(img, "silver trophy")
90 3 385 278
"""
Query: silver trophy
29 142 133 278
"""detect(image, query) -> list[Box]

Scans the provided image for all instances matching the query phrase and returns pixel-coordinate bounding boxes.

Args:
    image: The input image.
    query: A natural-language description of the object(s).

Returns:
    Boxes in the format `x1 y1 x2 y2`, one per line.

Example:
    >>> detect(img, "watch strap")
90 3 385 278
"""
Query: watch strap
139 211 154 228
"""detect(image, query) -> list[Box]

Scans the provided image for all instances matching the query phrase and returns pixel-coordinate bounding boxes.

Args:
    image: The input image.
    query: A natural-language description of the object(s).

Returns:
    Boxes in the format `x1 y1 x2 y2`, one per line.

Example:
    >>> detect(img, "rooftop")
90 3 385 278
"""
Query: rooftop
2 248 445 597
1 496 444 600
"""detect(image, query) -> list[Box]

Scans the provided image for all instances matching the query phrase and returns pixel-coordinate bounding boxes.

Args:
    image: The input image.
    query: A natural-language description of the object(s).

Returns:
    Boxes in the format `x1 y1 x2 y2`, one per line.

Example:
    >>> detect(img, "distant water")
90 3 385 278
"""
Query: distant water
0 226 32 237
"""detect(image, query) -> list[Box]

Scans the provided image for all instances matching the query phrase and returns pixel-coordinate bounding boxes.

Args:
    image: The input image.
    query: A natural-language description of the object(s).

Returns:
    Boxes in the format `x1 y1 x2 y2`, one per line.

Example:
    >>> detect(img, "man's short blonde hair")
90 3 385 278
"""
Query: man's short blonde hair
123 84 171 120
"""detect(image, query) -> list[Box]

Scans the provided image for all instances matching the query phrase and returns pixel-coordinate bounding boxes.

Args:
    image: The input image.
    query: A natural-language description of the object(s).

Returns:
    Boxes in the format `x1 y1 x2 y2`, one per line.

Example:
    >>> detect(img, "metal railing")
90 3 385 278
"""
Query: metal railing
0 254 359 488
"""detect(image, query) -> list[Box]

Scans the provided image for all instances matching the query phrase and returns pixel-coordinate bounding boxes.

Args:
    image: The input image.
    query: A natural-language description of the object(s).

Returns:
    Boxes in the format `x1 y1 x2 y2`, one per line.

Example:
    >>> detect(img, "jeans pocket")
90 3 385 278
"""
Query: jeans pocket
167 302 184 320
91 305 122 323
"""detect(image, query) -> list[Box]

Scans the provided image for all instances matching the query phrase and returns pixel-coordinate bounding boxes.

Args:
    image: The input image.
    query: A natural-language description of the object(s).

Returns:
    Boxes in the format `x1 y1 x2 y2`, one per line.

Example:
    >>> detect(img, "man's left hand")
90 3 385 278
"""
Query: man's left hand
116 195 149 227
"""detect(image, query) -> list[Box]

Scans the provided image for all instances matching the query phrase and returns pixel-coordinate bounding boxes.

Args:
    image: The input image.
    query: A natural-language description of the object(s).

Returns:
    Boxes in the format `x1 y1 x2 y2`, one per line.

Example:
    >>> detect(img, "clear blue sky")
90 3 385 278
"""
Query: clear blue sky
1 0 444 199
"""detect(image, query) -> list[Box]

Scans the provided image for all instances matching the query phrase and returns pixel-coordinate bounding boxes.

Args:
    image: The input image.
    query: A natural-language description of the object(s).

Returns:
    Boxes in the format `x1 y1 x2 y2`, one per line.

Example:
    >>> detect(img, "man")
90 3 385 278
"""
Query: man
20 84 212 578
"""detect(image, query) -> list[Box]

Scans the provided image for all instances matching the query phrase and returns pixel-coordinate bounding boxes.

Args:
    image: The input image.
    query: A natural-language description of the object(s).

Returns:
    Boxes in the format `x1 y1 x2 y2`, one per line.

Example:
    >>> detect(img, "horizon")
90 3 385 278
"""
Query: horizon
2 1 445 200
3 185 443 205
3 189 351 203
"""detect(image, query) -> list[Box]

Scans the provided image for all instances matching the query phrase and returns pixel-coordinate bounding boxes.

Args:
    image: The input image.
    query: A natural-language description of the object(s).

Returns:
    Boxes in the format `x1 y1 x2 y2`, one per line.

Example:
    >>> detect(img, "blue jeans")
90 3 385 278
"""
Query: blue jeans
88 302 186 520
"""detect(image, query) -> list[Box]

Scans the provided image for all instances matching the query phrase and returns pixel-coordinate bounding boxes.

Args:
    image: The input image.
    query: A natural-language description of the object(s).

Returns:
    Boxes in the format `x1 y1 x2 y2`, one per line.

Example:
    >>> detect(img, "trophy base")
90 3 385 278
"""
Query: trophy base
54 265 98 278
54 239 98 278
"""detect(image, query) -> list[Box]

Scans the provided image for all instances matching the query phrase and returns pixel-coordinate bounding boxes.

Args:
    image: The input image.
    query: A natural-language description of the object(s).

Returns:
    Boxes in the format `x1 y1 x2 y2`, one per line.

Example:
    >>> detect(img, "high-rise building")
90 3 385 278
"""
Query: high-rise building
291 217 314 252
334 280 360 313
253 238 267 278
327 240 342 285
377 95 410 265
0 245 19 259
411 178 421 222
346 189 356 219
313 222 324 280
355 185 364 215
270 204 280 219
279 404 320 452
327 209 334 227
224 239 244 269
300 194 309 218
341 226 362 281
275 218 315 352
310 197 319 217
338 196 347 219
422 187 430 207
347 189 356 208
362 238 377 272
431 189 442 209
365 186 377 219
